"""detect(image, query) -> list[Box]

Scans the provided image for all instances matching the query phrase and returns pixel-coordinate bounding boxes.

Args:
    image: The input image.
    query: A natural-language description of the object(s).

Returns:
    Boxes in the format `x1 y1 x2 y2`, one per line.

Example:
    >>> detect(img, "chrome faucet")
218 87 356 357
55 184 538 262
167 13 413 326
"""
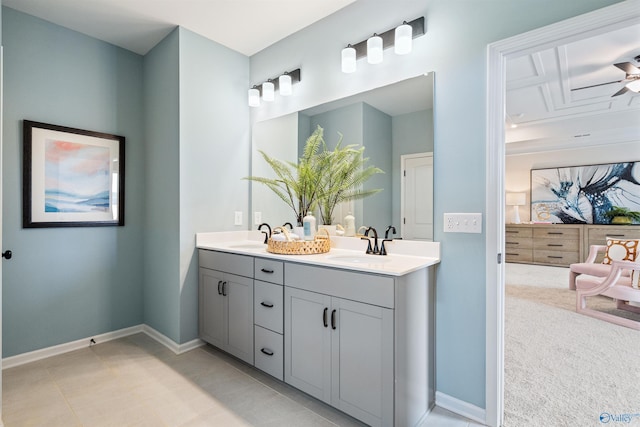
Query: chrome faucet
258 223 271 244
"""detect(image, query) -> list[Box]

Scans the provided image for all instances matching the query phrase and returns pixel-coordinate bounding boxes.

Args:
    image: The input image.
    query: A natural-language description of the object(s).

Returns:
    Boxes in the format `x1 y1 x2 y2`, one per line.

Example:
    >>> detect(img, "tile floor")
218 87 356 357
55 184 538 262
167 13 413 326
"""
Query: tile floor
2 333 483 426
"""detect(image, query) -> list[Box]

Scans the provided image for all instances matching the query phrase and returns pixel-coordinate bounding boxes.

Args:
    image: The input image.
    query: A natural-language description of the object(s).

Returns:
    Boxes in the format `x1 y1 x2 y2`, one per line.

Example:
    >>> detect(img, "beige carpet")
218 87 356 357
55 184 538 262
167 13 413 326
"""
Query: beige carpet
504 263 640 427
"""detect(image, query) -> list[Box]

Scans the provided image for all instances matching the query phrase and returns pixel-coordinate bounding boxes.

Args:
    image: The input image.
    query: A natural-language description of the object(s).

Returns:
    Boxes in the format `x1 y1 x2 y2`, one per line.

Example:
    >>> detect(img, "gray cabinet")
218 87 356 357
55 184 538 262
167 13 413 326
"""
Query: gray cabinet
284 280 394 427
199 251 254 365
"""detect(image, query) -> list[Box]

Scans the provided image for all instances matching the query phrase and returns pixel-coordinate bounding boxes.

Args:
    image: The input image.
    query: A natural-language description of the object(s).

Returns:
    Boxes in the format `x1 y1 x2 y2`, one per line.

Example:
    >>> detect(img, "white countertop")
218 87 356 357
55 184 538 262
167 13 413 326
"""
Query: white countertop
196 231 440 276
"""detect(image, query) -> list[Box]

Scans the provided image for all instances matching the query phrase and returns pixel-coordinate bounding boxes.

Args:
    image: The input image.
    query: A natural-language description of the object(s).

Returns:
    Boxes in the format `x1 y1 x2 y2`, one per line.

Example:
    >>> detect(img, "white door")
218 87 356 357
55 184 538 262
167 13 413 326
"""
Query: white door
401 153 433 240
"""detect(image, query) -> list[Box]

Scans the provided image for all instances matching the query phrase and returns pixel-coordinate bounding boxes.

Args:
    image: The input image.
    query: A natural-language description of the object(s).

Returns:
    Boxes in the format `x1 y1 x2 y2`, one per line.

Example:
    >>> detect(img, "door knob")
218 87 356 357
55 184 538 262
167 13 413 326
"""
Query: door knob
2 250 12 260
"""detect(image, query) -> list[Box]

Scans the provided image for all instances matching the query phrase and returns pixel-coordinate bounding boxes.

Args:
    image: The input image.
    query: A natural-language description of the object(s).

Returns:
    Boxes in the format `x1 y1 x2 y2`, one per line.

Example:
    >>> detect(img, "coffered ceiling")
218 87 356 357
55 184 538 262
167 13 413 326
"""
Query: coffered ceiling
505 22 640 152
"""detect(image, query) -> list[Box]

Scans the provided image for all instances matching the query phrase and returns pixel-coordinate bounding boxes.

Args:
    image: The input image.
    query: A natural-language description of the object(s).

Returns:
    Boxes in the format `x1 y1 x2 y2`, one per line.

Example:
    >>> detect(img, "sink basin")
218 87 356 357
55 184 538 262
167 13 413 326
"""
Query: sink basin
328 255 391 264
228 243 266 249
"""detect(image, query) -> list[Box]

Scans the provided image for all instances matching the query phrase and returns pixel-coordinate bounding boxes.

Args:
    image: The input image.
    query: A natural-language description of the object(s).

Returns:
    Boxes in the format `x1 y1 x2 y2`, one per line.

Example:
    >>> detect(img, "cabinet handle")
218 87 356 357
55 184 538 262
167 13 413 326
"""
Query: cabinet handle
222 281 227 296
547 244 563 247
260 268 274 274
607 234 625 237
331 309 337 330
217 281 223 295
323 308 328 328
506 242 519 245
547 256 563 259
547 232 563 235
260 302 274 308
505 253 520 256
260 348 274 356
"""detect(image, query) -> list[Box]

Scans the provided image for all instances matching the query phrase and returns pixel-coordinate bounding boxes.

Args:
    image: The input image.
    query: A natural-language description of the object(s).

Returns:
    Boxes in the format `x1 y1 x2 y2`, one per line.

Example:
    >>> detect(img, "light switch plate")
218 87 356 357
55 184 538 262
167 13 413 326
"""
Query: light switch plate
234 211 242 226
254 211 262 225
444 213 482 233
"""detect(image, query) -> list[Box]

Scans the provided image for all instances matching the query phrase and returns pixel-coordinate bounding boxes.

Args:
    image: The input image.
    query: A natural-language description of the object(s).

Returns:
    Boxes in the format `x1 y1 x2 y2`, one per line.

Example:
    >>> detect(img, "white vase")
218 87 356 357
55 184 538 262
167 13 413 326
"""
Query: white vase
318 224 337 235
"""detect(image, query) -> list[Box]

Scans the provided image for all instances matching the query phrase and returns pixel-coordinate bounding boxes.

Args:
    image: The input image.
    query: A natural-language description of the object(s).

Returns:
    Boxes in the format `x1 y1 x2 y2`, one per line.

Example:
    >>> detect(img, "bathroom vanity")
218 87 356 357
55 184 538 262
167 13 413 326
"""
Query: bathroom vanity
196 231 440 427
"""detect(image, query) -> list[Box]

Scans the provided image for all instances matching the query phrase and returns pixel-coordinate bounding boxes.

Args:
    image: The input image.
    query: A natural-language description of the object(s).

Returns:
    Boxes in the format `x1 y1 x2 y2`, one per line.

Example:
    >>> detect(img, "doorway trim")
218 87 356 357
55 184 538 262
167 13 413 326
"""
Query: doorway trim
485 2 640 426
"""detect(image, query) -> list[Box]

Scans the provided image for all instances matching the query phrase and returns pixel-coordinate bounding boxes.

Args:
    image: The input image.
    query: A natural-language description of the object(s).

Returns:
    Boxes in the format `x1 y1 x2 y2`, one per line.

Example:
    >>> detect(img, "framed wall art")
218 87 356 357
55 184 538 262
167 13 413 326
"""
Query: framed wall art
530 161 640 224
23 120 125 228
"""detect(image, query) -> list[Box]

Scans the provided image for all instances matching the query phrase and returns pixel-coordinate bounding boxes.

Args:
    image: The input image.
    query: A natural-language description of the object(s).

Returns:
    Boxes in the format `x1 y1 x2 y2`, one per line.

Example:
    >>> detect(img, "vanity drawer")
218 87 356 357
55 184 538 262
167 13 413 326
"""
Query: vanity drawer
254 326 283 380
199 250 253 278
254 280 283 334
285 263 394 308
254 258 284 284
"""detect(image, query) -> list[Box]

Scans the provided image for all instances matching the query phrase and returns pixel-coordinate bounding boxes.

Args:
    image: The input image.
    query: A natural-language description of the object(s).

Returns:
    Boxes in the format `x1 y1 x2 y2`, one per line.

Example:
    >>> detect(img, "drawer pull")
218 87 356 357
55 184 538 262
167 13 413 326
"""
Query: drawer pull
506 242 519 245
547 256 563 259
323 307 328 328
607 234 625 237
506 253 521 256
217 280 223 295
547 244 563 247
260 348 274 356
547 232 563 235
260 268 274 274
506 230 519 234
260 302 274 308
331 309 337 330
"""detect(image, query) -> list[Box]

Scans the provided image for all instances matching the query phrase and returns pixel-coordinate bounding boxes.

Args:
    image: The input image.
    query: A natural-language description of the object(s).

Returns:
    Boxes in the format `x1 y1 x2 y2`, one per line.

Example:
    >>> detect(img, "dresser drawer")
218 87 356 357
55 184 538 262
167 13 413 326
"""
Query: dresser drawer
199 250 253 277
533 227 580 239
505 227 532 238
505 248 533 263
254 258 284 284
587 227 640 242
505 237 533 249
533 250 579 266
254 280 283 334
533 238 580 252
254 326 283 380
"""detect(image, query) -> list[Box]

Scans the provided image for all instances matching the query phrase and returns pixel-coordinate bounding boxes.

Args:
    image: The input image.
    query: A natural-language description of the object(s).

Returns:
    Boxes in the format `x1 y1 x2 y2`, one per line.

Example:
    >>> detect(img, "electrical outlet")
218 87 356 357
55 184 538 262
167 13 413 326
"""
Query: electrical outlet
443 213 482 233
254 211 262 225
234 211 242 226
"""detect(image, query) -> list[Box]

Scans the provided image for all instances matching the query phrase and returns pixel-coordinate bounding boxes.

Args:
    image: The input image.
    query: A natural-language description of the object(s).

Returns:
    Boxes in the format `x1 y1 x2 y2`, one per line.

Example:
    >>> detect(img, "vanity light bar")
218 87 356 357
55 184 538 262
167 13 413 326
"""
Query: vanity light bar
351 17 424 59
248 69 301 107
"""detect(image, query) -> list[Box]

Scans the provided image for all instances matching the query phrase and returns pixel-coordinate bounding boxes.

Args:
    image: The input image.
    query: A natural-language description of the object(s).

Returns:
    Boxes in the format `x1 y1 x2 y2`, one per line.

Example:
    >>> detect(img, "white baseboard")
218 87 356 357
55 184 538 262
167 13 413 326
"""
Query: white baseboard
2 325 144 369
2 324 205 369
142 325 204 354
435 391 486 425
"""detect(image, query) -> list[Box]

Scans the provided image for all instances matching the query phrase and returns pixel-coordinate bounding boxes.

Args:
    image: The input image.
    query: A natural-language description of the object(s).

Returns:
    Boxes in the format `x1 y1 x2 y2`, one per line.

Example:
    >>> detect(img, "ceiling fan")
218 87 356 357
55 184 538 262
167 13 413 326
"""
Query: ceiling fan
571 55 640 97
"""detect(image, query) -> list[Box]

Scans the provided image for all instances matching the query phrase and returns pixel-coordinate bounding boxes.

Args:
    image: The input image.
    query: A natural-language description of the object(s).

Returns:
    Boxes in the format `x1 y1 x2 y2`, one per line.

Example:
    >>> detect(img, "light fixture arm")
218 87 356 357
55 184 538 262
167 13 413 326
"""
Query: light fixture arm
346 17 425 60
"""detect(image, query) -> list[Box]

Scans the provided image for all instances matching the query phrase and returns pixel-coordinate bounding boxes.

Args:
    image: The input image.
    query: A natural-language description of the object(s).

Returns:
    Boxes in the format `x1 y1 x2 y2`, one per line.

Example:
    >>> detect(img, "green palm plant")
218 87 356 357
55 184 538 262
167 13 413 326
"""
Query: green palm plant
317 134 383 225
245 126 325 225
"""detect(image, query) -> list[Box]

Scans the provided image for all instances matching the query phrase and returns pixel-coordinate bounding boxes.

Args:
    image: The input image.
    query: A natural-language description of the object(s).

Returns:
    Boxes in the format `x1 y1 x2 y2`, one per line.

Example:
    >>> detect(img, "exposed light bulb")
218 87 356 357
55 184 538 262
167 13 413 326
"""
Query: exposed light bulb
262 81 275 102
248 87 260 107
367 34 383 64
341 45 356 73
394 22 413 55
279 74 292 96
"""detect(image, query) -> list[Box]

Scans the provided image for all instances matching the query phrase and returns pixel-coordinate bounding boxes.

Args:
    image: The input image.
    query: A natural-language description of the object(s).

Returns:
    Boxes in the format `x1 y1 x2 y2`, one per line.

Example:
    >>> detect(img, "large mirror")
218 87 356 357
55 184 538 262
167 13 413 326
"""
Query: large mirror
251 73 434 240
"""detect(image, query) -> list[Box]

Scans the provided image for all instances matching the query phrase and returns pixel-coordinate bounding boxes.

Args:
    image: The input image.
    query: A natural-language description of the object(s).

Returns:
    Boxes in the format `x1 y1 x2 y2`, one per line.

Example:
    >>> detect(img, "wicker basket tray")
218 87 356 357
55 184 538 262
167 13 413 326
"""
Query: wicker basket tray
267 227 330 255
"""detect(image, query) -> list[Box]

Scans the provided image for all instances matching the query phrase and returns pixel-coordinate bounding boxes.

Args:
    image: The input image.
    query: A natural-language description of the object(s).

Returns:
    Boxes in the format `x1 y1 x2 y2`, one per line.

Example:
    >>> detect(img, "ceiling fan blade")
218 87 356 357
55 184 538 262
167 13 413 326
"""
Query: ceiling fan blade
614 62 640 75
611 86 629 97
571 80 621 91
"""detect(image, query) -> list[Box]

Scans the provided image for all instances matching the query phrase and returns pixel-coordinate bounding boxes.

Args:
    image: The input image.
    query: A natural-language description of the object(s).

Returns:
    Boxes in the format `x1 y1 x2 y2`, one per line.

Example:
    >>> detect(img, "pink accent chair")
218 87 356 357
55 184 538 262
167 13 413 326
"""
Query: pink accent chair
575 260 640 330
569 245 631 290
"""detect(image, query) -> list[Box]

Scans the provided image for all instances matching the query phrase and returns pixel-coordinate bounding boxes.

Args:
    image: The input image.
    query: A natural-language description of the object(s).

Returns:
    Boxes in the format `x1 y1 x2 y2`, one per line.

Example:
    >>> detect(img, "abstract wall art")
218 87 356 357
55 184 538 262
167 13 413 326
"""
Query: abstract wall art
23 120 125 227
530 162 640 224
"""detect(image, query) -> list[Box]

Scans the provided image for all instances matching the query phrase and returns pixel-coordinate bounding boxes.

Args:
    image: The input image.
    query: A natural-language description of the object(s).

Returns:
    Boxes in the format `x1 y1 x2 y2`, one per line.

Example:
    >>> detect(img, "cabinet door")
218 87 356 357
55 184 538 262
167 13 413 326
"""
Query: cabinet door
331 297 394 427
225 273 254 364
199 268 227 348
284 287 332 403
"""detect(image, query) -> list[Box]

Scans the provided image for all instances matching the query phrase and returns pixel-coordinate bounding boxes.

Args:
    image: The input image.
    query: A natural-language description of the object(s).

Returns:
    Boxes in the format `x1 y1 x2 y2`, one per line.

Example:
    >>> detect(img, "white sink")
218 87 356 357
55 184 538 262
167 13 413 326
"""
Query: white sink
327 255 391 264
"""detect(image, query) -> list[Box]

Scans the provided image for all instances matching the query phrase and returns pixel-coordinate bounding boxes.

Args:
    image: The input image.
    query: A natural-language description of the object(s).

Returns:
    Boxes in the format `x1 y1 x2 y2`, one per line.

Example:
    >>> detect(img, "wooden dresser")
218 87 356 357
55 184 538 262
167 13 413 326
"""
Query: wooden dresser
506 224 583 267
506 223 640 266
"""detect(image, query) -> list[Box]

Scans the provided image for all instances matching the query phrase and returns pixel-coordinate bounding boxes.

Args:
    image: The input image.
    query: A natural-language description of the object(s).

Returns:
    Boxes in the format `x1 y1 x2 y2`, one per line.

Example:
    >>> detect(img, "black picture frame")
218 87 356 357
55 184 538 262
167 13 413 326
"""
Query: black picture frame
23 120 125 228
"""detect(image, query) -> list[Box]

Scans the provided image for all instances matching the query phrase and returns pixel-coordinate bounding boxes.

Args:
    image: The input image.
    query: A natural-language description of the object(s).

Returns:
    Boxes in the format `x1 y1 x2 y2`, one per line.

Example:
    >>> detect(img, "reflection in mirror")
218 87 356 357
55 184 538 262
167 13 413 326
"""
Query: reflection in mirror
251 73 434 240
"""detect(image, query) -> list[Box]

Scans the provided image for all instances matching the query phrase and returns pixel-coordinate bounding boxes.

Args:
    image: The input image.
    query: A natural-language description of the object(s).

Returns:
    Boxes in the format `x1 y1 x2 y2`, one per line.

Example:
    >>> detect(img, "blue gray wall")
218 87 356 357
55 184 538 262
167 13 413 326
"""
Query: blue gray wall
2 7 144 356
249 0 621 409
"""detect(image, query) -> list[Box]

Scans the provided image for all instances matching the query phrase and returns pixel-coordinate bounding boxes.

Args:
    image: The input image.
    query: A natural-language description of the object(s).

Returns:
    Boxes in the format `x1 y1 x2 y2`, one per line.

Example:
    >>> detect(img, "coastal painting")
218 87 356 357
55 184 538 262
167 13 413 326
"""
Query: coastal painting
530 162 640 224
23 121 125 227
